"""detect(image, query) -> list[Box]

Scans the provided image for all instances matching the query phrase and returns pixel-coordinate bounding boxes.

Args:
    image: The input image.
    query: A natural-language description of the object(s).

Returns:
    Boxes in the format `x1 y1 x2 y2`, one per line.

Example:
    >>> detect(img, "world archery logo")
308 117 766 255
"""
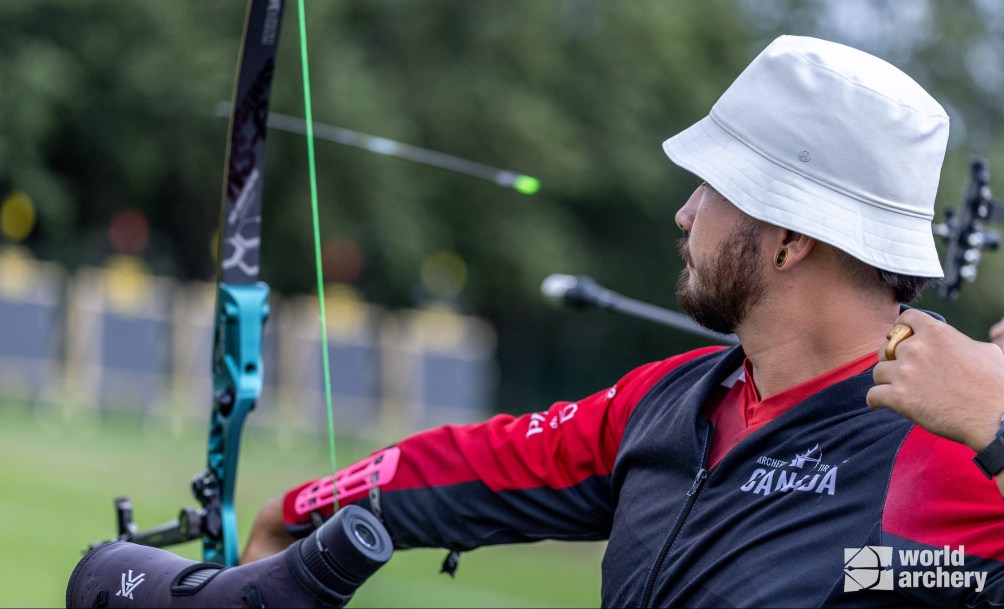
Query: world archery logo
843 544 988 592
843 546 894 591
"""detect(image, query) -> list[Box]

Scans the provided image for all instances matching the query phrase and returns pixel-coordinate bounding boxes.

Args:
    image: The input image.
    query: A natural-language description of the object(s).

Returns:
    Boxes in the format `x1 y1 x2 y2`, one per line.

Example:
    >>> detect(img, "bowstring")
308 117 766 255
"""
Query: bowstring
297 0 339 509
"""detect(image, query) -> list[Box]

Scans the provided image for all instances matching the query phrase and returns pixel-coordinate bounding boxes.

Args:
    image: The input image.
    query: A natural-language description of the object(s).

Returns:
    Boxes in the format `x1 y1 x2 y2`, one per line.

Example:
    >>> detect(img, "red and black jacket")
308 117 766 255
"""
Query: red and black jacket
285 346 1004 607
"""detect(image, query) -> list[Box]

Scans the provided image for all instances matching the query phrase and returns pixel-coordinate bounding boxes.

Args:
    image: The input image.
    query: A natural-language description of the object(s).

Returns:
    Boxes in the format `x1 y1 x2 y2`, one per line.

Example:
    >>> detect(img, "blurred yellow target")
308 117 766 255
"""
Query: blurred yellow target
1 192 37 242
104 255 153 314
420 250 467 299
0 246 34 297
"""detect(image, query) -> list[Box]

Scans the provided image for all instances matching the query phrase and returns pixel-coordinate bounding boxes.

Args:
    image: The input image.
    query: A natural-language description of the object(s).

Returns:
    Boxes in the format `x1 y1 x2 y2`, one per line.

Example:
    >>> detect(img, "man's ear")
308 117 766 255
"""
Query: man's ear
774 230 816 270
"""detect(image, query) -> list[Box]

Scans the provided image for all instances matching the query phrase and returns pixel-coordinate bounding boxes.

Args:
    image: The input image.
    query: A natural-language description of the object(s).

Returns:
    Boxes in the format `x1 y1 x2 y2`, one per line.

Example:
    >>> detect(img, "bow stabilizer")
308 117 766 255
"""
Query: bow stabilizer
936 157 1004 300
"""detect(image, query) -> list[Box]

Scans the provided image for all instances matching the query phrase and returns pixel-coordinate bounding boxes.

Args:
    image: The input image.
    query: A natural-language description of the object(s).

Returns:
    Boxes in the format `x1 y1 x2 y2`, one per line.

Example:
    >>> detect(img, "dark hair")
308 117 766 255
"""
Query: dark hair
833 248 937 303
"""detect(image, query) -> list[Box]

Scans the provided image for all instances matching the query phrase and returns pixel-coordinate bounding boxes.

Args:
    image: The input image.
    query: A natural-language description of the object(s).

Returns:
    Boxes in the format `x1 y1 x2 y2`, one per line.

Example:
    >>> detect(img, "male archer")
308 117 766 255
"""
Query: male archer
244 35 1004 607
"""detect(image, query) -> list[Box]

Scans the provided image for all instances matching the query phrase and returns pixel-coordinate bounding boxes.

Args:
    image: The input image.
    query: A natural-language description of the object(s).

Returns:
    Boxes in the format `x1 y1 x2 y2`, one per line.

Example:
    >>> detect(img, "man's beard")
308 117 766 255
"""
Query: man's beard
676 218 767 335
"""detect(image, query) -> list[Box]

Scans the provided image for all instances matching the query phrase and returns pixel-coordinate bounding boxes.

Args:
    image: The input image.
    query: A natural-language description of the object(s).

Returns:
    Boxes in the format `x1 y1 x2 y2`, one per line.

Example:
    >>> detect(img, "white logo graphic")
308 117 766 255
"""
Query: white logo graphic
790 443 822 470
222 231 261 275
228 167 259 226
844 546 894 591
526 403 578 438
843 545 987 593
261 0 282 45
740 445 839 496
116 569 145 600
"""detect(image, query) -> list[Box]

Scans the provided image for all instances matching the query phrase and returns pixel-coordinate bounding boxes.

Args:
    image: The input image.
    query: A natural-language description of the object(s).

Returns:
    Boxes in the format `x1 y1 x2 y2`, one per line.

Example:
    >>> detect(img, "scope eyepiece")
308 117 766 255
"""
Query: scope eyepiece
289 504 393 600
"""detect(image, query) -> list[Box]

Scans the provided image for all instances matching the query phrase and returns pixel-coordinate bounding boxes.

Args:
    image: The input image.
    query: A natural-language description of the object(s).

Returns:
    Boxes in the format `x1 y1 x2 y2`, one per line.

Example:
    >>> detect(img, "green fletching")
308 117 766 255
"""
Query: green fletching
513 175 540 195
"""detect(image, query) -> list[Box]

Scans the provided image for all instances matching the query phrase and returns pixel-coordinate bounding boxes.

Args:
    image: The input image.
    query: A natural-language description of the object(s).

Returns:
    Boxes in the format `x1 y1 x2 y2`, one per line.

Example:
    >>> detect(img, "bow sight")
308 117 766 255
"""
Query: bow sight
936 158 1004 300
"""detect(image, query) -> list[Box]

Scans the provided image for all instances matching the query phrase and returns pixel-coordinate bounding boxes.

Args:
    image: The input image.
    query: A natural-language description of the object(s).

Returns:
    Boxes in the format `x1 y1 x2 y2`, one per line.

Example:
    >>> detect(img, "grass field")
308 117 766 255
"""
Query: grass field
0 403 604 608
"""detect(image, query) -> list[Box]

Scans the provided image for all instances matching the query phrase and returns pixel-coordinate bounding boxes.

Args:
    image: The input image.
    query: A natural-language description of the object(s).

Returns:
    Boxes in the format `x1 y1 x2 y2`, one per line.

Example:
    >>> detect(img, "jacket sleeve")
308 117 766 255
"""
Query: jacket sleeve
883 426 1004 607
283 347 723 551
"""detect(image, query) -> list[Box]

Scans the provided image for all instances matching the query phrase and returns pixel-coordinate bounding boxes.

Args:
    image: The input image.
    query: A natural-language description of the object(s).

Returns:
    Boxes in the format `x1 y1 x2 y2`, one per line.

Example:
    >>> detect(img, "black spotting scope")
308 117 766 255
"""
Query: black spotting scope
67 505 392 608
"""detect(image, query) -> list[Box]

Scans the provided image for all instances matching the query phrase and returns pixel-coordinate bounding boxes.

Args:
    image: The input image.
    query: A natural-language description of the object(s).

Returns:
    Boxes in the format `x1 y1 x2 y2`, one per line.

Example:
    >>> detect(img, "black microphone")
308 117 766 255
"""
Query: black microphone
540 273 616 309
66 505 392 608
540 274 737 344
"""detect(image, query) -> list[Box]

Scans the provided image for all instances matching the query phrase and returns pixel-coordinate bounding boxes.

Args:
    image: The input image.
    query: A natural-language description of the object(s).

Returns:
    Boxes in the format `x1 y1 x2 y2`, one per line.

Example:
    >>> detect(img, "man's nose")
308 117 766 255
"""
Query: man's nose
675 186 702 234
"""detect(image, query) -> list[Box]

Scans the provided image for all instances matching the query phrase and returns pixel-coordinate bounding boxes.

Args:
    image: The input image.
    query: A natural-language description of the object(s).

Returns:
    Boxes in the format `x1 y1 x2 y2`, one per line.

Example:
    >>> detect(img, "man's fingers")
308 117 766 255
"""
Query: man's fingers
990 317 1004 344
872 360 895 385
865 383 893 411
894 308 937 331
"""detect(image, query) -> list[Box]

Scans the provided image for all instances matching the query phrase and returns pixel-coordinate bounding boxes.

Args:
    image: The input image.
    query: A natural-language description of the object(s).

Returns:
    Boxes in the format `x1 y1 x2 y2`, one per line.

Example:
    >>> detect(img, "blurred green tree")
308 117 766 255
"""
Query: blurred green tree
1 0 1000 412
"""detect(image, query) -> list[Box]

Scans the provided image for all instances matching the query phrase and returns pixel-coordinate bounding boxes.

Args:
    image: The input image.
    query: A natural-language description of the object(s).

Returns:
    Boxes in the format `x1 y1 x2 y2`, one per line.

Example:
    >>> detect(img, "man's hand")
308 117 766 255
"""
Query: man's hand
240 493 296 564
991 316 1004 352
867 309 1004 453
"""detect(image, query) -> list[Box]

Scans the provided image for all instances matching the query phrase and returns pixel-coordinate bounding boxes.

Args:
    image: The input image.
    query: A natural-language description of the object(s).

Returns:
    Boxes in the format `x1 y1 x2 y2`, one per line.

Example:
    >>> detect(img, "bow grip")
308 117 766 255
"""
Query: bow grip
203 281 271 566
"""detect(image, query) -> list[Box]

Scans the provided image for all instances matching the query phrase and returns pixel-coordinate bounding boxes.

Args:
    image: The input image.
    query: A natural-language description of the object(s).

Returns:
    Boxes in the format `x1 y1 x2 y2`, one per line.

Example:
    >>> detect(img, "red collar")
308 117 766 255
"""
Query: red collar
740 351 877 428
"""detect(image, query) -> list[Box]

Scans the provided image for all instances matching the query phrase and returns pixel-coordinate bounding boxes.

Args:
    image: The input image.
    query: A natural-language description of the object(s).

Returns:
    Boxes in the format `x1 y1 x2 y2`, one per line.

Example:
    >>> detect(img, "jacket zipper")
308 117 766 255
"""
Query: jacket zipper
639 424 713 608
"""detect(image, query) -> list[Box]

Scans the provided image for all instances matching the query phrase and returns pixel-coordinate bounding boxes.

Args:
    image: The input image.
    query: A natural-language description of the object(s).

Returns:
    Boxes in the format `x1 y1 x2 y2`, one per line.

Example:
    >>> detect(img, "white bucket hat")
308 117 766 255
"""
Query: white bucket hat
663 35 948 277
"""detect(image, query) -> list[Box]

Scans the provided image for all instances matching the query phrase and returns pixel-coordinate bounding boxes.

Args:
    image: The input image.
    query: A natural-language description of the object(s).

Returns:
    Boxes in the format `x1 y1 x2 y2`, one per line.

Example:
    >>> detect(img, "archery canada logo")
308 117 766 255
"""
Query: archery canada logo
843 545 987 593
739 444 840 496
